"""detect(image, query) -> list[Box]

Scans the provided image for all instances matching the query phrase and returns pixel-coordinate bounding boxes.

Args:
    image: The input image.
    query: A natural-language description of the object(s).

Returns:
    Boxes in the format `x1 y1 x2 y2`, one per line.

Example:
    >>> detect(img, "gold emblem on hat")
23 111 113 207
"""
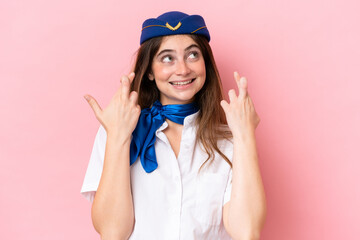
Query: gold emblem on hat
166 22 182 31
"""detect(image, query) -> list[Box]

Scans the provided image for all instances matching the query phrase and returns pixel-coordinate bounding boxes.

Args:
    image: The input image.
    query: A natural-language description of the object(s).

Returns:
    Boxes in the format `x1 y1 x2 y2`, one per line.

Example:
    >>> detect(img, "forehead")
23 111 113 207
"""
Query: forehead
158 34 198 50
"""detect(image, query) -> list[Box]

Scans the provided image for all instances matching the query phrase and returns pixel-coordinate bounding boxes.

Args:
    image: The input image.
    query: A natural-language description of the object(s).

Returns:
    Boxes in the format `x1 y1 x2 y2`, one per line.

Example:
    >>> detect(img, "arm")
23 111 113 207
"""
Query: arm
84 72 140 240
221 72 267 240
223 131 266 240
91 136 134 240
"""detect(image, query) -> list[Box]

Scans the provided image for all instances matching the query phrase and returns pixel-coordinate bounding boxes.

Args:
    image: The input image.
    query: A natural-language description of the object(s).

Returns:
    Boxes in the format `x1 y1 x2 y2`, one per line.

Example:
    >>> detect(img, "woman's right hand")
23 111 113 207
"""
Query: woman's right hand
84 72 141 142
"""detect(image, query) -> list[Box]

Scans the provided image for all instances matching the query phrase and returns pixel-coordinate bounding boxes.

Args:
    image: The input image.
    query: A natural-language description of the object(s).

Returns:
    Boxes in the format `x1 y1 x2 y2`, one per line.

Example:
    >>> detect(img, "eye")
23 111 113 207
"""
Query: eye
188 51 199 60
162 55 173 63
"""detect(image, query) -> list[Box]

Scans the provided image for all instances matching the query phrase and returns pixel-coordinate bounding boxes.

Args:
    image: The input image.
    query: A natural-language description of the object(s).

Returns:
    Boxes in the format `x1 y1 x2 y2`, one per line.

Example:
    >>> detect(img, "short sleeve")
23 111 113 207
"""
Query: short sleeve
223 169 232 206
80 125 107 203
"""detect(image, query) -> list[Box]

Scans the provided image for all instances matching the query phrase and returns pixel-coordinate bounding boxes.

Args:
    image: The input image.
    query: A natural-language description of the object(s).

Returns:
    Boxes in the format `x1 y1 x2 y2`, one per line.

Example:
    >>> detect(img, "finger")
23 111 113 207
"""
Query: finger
84 94 102 117
234 71 242 93
121 75 130 100
228 89 237 102
234 71 247 98
234 71 241 84
128 72 135 84
220 100 229 113
238 77 248 100
129 91 138 105
114 76 124 99
248 95 255 106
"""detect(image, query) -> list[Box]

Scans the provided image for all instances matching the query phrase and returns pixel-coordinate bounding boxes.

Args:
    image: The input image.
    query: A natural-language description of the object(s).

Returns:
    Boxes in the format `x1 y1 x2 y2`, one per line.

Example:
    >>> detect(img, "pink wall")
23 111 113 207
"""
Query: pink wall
1 0 359 239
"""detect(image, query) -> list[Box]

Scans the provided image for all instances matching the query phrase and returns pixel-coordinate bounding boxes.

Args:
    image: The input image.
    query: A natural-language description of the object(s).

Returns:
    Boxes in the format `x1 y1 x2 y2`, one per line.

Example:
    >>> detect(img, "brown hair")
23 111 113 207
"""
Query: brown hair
130 34 232 172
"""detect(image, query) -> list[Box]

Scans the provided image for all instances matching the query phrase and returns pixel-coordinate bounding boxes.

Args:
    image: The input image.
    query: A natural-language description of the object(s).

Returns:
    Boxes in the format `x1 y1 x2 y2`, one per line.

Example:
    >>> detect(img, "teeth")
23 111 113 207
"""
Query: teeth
171 79 194 86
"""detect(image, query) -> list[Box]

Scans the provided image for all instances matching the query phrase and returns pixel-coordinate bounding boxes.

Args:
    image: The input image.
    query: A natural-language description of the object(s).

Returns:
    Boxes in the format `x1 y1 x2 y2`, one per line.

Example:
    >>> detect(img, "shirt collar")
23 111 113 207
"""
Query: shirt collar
183 110 199 127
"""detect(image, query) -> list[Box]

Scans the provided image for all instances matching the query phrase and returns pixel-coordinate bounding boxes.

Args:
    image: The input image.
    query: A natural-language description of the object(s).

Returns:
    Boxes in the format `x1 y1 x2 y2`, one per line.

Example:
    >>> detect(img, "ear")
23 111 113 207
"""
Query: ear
148 72 154 81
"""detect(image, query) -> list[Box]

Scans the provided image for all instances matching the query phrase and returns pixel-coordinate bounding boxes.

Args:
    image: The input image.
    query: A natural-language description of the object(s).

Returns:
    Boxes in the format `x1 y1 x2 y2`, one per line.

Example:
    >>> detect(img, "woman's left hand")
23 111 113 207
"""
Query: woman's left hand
220 72 260 139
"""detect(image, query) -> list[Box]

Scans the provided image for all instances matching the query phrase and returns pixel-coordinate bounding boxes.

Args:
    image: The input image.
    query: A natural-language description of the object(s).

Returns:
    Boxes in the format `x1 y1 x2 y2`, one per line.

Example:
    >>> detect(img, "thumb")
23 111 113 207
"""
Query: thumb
84 94 102 118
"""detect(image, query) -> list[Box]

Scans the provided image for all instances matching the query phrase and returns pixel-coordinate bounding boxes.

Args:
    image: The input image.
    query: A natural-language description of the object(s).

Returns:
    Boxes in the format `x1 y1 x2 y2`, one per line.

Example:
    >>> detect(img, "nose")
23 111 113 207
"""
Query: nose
175 59 191 76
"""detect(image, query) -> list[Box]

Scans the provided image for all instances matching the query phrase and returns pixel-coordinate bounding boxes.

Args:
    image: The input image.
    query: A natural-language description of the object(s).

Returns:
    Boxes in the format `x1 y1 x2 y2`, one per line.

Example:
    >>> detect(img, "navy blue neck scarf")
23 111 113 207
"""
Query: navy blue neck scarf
130 100 199 173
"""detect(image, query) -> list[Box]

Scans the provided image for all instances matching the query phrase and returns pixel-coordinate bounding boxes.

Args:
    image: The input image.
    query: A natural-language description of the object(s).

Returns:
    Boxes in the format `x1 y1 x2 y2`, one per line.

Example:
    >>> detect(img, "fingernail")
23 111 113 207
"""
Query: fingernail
84 95 90 101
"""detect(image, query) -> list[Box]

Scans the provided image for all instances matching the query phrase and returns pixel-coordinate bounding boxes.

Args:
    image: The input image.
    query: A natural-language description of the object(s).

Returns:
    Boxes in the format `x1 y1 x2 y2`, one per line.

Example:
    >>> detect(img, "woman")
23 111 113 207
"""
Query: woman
81 11 266 240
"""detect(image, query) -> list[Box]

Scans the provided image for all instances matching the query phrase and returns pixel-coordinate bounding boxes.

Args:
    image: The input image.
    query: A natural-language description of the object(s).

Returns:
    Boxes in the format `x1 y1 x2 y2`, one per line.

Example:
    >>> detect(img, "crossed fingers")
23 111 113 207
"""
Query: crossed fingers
84 72 137 120
221 71 248 109
115 72 136 102
231 71 247 101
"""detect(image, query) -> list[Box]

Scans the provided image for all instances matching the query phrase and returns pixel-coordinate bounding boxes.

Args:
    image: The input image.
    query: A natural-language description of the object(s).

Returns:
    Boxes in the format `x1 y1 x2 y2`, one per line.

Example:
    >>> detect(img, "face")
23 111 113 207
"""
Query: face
149 34 206 105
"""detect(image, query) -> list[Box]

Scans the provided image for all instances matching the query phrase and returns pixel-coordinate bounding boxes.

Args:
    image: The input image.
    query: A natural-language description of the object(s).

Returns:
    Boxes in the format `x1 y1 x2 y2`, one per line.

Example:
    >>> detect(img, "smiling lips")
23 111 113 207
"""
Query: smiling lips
170 78 196 86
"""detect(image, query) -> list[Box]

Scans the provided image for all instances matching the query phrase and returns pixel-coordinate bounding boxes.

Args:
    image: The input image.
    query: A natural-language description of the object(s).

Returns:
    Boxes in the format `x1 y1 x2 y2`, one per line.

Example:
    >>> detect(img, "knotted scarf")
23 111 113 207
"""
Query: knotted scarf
130 100 199 173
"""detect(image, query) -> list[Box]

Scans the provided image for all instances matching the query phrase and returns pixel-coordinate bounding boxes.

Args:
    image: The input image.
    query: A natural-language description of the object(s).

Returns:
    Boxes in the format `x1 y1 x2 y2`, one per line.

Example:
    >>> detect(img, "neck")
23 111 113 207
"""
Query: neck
165 118 183 130
159 98 195 106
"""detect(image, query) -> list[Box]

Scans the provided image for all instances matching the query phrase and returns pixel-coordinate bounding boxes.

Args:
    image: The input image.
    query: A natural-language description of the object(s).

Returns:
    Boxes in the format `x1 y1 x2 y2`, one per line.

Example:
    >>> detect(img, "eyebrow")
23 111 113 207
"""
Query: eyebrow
156 44 200 57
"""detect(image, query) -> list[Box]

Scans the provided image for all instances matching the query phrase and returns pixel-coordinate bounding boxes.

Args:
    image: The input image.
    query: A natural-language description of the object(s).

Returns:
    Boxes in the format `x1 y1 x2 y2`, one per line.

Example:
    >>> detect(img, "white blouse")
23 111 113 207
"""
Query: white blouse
81 112 234 239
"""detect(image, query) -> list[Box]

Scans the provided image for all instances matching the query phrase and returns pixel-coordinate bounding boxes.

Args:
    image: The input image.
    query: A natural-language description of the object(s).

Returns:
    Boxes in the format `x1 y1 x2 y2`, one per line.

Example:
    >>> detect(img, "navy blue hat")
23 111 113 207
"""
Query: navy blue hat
140 11 210 45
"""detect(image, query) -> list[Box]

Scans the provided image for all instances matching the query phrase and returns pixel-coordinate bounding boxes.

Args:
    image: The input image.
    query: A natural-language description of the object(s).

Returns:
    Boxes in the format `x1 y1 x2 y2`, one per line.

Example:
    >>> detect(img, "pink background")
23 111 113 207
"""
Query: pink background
1 0 359 239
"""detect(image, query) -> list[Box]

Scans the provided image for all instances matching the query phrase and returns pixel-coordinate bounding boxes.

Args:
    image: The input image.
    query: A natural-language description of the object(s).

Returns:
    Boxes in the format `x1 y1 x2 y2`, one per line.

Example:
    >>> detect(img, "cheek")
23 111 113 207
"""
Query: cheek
153 66 173 80
197 62 206 77
195 58 206 72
